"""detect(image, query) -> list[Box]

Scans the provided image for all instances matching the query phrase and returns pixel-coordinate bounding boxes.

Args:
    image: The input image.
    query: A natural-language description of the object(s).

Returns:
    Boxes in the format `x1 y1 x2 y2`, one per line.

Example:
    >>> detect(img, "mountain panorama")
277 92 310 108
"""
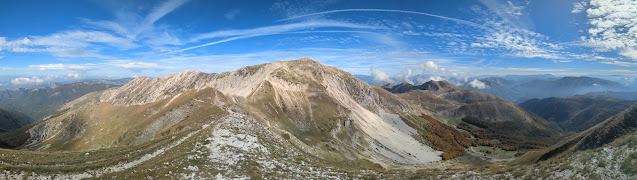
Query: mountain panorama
0 57 633 179
2 0 637 179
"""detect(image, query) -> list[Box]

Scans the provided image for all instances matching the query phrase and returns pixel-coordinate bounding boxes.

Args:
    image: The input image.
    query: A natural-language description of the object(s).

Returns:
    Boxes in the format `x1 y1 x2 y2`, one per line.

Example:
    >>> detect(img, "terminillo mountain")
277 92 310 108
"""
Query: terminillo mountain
0 58 635 179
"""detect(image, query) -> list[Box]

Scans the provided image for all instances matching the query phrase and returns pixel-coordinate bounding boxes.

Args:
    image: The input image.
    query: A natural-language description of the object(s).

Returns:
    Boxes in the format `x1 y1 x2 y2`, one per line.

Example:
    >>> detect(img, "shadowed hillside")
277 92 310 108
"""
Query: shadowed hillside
0 108 32 133
519 96 636 132
0 80 127 121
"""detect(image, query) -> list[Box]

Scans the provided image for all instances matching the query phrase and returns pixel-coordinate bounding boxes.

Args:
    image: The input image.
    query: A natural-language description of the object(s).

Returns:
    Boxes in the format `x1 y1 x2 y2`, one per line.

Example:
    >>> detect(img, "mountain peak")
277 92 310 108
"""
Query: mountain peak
99 57 354 107
298 56 318 62
420 80 455 91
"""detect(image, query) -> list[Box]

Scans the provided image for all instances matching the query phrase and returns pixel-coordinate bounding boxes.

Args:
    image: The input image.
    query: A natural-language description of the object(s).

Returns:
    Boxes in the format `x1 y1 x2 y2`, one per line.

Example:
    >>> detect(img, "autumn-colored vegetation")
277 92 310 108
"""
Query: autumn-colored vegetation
460 116 489 128
418 114 558 160
458 116 558 150
421 114 472 160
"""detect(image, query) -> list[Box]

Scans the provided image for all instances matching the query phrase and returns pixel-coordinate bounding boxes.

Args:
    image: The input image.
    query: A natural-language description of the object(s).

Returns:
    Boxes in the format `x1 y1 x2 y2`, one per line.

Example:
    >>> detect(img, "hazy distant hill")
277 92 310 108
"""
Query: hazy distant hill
0 79 128 121
0 108 32 133
519 96 636 132
583 91 637 101
462 76 628 103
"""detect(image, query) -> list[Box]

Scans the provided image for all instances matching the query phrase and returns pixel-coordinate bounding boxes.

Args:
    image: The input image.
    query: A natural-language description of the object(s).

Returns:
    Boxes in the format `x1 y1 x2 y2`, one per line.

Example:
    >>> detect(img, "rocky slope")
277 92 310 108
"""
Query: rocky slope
519 96 636 132
23 57 442 169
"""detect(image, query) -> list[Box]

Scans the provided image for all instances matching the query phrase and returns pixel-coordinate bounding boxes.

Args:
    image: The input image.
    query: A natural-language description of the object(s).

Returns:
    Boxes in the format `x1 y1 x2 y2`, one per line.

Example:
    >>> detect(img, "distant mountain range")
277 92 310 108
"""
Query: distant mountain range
583 91 637 101
0 79 129 122
354 74 633 103
519 96 636 132
460 76 630 103
0 108 32 133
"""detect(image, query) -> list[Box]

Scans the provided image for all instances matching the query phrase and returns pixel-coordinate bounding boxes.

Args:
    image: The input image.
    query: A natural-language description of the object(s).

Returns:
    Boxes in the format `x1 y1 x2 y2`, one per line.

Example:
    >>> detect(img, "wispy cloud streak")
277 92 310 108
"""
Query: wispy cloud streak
166 20 377 55
277 9 488 30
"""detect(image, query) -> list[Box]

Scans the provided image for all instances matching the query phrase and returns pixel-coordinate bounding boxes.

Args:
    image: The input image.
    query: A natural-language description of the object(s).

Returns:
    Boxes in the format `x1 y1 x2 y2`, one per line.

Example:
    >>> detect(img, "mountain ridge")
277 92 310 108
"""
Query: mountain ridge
24 57 443 167
519 96 636 132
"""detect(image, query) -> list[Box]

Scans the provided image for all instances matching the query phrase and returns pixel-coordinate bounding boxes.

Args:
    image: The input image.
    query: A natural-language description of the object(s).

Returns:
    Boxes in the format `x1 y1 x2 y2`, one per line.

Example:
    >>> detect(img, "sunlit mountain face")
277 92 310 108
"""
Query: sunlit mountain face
1 0 637 179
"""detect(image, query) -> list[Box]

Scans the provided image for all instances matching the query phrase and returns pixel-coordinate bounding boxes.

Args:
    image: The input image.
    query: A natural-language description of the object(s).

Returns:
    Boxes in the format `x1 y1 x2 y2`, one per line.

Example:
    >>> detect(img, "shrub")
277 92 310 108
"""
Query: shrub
421 114 472 160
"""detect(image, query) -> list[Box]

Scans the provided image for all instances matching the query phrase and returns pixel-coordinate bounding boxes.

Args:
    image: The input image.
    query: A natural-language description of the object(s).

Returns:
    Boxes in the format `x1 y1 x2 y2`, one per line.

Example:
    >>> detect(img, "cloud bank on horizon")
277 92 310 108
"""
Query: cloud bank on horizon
0 0 636 87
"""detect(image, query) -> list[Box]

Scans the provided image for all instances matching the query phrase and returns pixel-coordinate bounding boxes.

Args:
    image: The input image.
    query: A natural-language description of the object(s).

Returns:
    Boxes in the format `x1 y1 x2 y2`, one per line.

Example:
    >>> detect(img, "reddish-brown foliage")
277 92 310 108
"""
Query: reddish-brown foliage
421 114 472 160
461 116 489 128
457 116 557 150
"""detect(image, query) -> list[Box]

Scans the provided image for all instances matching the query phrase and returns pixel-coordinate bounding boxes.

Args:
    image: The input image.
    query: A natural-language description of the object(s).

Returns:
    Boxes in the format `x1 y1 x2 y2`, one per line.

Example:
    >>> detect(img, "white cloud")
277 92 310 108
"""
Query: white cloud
82 0 189 46
610 69 637 73
469 79 488 89
11 76 44 85
619 48 637 60
470 21 562 59
370 67 394 84
110 61 159 69
29 64 93 70
277 9 487 29
479 0 530 29
0 30 138 58
429 76 445 81
190 20 376 42
419 61 439 72
415 61 459 77
169 20 376 54
584 0 637 60
600 60 637 67
396 68 414 84
67 72 80 79
572 1 588 13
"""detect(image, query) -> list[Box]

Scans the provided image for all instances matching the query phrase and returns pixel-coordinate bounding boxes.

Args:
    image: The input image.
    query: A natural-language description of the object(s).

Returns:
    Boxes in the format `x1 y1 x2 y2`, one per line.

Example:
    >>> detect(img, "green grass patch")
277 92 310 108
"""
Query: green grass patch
621 152 637 176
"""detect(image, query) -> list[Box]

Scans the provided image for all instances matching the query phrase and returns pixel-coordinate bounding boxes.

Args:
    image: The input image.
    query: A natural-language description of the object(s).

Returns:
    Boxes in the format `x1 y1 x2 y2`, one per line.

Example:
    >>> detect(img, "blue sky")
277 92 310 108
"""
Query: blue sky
0 0 636 87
